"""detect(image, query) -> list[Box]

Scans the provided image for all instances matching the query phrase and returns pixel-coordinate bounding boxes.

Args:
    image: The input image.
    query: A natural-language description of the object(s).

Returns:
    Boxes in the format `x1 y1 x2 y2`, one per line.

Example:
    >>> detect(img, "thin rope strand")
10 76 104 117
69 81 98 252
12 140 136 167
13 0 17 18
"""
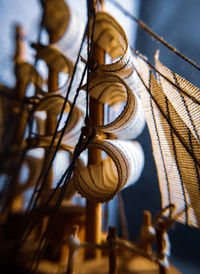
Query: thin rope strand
109 0 200 71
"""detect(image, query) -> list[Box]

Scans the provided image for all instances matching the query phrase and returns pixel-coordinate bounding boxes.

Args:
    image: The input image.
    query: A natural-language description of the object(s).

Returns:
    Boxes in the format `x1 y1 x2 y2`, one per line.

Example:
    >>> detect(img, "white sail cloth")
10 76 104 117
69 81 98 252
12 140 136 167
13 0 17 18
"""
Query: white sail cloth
137 56 200 228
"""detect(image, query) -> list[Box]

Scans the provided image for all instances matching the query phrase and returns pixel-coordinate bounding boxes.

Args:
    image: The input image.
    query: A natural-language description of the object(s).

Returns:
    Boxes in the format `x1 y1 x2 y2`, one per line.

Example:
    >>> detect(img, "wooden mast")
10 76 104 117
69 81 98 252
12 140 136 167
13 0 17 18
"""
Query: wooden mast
43 31 59 190
11 25 27 211
38 5 59 257
85 0 104 259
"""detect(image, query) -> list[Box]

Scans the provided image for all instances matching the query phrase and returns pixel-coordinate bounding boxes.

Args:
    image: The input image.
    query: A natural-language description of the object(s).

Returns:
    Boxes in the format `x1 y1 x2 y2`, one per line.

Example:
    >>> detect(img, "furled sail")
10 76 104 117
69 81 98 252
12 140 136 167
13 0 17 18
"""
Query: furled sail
74 139 144 202
85 72 145 139
26 2 145 203
38 0 86 103
71 10 145 202
90 11 139 93
137 55 200 228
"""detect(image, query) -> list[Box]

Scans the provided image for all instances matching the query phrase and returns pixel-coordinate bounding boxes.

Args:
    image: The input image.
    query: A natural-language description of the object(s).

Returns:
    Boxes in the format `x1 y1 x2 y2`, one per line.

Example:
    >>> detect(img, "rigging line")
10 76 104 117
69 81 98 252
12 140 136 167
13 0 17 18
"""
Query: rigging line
85 6 96 123
117 193 129 241
113 238 158 263
131 48 200 106
22 23 88 215
13 31 88 252
133 65 200 169
109 0 200 72
165 96 188 223
29 63 87 208
30 132 95 274
29 136 84 273
17 63 88 251
21 66 94 268
149 74 172 216
9 127 84 265
16 75 87 256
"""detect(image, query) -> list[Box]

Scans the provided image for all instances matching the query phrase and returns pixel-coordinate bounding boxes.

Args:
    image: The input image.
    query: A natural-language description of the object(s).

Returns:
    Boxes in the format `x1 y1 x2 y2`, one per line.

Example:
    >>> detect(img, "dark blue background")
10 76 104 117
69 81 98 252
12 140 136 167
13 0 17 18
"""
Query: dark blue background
121 1 200 272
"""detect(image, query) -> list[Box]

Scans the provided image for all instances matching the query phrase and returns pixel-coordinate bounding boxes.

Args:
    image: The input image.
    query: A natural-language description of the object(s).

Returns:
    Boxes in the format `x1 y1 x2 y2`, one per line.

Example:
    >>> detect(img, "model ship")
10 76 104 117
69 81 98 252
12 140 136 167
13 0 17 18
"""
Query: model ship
0 0 199 273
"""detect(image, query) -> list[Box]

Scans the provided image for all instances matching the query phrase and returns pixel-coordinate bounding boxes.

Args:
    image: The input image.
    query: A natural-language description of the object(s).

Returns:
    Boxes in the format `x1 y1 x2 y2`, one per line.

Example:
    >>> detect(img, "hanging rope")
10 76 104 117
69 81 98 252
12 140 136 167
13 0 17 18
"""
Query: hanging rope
109 0 200 71
118 193 129 240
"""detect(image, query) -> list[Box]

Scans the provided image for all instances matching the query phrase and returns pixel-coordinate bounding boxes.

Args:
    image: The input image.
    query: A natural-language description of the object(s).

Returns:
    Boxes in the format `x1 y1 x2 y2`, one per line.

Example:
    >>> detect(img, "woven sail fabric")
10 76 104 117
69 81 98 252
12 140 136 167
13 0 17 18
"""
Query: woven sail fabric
155 52 200 143
92 12 138 93
86 72 145 139
138 57 200 228
74 139 144 202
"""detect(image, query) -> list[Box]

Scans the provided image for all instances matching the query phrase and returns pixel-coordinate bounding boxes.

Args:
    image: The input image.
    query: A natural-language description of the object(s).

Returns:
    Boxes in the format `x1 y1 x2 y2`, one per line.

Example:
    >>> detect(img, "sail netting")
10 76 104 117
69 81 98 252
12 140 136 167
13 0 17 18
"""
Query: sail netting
137 55 200 228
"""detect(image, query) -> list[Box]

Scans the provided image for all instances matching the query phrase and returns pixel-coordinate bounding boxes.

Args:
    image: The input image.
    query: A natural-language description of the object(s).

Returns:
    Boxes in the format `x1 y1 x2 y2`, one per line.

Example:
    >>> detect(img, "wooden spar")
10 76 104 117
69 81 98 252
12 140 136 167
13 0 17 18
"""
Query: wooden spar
85 0 104 259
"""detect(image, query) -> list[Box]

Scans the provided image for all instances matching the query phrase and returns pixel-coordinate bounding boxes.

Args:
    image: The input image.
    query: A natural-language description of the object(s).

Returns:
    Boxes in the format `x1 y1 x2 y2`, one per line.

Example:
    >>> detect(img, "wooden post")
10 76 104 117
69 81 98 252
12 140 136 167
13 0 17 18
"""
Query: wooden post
38 20 59 258
66 225 79 274
13 25 27 146
140 210 155 253
85 0 104 259
44 31 59 190
156 219 168 274
107 226 117 274
14 25 27 100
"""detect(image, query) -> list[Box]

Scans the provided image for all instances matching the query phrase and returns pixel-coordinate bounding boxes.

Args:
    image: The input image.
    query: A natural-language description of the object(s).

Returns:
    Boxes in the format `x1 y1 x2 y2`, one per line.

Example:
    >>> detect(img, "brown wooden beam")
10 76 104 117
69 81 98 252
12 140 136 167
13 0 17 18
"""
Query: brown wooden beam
85 0 105 260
